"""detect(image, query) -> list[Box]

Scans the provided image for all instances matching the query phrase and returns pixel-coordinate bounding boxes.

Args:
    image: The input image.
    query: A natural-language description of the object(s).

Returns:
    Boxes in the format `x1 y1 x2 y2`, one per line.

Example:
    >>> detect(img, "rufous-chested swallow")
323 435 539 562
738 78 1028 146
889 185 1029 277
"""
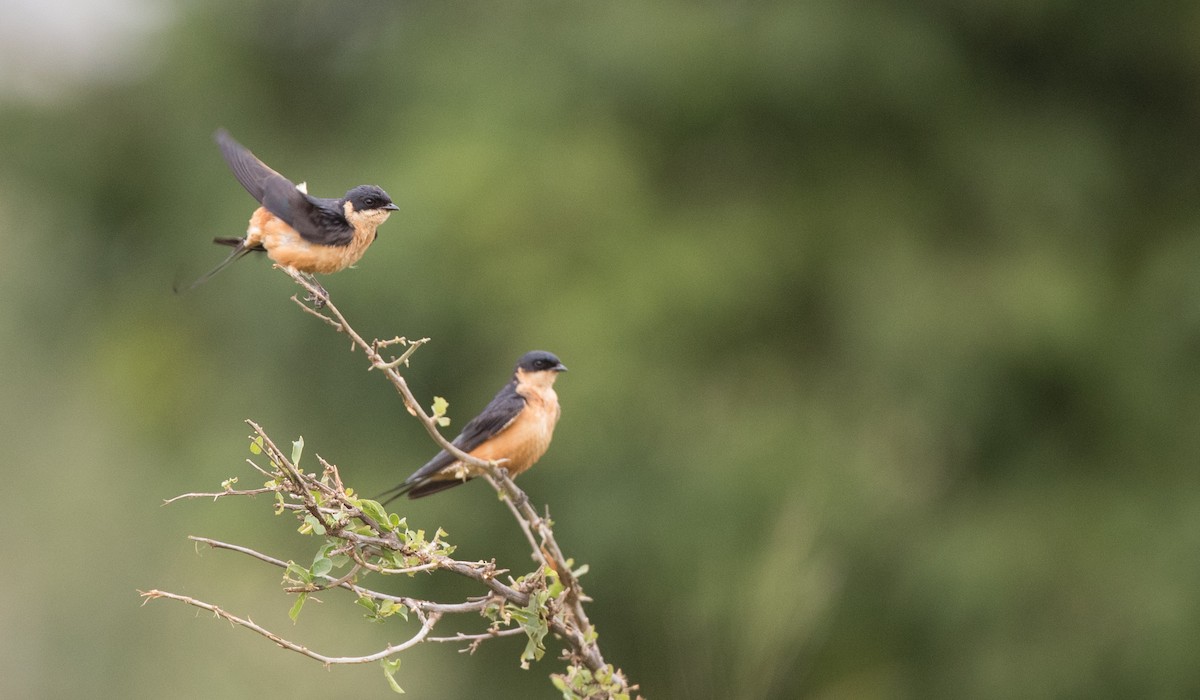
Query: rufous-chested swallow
382 351 568 500
180 129 398 291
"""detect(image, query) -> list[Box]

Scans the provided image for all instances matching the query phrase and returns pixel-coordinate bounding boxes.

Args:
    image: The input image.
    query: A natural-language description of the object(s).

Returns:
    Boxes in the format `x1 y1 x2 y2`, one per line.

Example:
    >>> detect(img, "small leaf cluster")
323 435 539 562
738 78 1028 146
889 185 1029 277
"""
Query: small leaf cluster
551 661 634 700
180 425 628 696
245 438 461 622
549 657 638 700
382 658 404 694
356 595 408 623
430 396 451 427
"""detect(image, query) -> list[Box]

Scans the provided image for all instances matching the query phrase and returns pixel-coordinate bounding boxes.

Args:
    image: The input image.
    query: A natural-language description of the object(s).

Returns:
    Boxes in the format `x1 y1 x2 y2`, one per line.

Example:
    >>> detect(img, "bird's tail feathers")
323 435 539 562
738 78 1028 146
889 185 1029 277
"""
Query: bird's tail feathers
377 479 416 506
378 475 473 504
172 238 259 294
405 478 472 499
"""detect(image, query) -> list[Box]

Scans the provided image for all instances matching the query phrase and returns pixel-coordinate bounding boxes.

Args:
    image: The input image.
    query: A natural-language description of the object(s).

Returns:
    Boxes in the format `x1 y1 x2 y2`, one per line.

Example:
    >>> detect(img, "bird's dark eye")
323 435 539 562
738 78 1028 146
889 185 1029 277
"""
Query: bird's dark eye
363 197 377 208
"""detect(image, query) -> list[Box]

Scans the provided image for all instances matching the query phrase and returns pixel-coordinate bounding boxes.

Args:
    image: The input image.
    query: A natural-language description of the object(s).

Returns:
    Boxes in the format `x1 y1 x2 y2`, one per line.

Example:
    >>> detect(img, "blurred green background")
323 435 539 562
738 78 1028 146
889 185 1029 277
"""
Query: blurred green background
4 1 1200 698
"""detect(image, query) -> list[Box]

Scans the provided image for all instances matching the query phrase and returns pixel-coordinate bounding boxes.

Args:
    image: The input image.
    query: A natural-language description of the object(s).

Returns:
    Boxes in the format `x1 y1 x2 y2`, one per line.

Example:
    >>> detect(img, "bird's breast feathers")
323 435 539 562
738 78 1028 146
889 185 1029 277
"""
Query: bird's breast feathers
468 384 560 477
245 206 380 274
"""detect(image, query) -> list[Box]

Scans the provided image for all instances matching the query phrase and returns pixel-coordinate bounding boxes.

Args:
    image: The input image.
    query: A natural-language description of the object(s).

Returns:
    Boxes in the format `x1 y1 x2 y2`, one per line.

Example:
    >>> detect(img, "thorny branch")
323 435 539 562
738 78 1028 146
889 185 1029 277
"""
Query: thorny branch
144 267 639 698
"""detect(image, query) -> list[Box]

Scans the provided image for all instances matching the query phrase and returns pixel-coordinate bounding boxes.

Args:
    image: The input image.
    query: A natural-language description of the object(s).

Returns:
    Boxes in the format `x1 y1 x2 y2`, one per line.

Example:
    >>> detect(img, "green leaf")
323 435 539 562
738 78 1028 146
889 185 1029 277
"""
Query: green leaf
382 658 404 694
431 396 448 416
303 514 326 536
545 566 564 598
285 561 313 585
312 556 333 578
291 436 304 466
517 592 549 669
289 592 308 622
220 476 238 490
520 631 546 669
431 396 451 427
358 499 390 528
250 436 263 455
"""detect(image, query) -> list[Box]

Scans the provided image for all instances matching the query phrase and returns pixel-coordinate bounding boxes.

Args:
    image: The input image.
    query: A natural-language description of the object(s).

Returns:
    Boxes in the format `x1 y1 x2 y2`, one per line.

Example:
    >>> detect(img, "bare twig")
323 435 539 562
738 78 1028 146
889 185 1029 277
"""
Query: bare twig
371 336 430 370
140 589 441 665
485 473 550 567
428 627 528 644
282 267 501 477
162 487 274 505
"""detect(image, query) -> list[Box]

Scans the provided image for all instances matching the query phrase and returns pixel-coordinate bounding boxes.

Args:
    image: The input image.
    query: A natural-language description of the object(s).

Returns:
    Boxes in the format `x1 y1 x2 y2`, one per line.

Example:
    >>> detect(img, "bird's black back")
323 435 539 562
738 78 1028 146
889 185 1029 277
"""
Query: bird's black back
215 129 356 246
413 380 527 481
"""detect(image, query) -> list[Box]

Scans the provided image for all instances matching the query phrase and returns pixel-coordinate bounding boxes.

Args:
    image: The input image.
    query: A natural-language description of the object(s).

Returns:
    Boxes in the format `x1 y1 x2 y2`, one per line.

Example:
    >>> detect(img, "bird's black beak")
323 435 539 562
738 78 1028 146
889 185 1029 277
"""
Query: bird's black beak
553 363 568 372
383 203 400 211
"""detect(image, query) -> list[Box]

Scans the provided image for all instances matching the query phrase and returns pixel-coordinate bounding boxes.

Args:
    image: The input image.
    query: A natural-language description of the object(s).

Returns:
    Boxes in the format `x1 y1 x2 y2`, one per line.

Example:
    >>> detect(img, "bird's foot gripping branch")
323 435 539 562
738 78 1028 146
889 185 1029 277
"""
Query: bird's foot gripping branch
143 268 640 699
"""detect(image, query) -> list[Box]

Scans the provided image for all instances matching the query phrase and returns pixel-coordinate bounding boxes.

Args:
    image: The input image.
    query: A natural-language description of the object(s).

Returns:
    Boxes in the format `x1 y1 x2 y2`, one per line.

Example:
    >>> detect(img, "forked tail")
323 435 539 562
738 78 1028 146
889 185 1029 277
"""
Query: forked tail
377 473 473 504
173 238 262 293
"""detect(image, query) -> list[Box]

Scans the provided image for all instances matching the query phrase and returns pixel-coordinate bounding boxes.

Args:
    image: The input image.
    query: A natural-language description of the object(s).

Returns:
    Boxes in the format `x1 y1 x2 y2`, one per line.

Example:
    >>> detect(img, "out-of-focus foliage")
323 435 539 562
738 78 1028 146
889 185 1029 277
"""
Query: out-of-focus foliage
3 1 1200 698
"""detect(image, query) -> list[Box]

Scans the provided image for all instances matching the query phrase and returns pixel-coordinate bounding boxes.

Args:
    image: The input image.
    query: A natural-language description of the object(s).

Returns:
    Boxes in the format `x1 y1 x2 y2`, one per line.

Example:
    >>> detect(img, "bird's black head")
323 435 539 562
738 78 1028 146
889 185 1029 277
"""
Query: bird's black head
515 350 568 374
344 185 398 212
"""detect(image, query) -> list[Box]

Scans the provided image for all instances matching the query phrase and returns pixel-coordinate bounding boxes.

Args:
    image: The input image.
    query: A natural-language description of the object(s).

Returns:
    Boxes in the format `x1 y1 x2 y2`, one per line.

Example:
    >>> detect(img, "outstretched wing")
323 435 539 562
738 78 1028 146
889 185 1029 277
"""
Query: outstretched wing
215 129 354 246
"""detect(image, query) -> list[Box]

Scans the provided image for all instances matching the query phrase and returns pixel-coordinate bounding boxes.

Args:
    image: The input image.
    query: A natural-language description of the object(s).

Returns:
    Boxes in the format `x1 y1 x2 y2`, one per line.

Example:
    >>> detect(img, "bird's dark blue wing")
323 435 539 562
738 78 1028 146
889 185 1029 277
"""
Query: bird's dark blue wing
216 129 292 204
290 196 355 247
216 129 354 246
402 382 526 486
